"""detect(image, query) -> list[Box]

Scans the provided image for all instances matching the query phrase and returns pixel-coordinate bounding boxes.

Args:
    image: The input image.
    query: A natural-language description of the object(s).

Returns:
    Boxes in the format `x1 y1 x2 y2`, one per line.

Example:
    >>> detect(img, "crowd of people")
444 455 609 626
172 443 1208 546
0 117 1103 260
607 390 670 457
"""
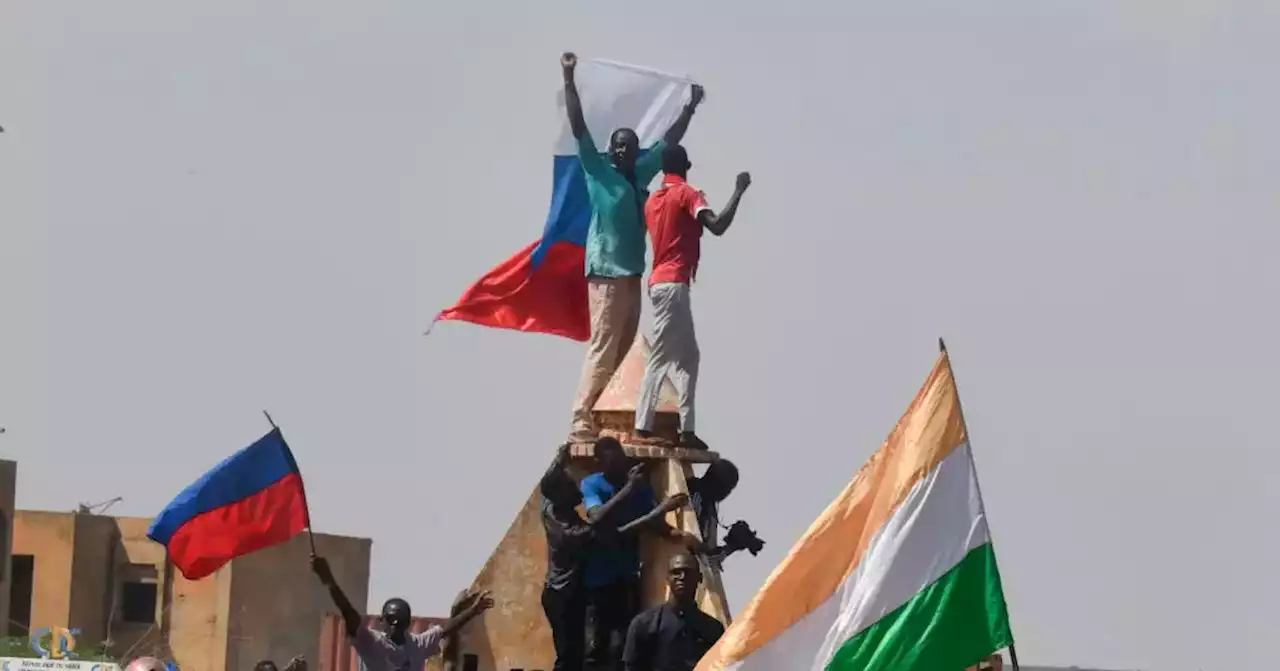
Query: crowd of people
127 50 759 671
540 439 757 671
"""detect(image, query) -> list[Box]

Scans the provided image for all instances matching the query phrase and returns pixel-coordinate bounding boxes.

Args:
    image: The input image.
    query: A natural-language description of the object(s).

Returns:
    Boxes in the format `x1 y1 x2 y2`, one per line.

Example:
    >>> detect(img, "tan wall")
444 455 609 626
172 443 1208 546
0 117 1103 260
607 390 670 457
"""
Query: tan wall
167 567 232 671
111 517 173 660
13 510 77 630
0 460 16 633
459 486 554 671
68 514 118 646
226 532 371 671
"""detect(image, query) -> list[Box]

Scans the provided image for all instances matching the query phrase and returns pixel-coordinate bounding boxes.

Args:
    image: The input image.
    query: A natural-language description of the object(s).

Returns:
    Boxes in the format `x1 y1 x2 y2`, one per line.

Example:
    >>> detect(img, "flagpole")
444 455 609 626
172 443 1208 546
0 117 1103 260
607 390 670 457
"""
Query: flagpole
938 339 1020 671
263 410 318 557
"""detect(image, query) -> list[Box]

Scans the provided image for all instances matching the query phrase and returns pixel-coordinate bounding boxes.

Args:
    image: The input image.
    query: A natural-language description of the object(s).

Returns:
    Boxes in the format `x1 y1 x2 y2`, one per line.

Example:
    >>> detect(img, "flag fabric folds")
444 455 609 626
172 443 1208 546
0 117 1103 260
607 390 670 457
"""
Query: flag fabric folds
148 428 310 580
436 59 696 341
696 351 1013 671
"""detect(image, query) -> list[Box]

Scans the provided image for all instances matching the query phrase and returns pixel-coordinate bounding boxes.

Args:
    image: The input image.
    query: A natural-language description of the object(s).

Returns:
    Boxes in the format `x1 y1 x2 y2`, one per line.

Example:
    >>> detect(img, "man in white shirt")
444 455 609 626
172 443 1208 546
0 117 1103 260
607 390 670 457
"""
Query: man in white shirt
312 555 494 671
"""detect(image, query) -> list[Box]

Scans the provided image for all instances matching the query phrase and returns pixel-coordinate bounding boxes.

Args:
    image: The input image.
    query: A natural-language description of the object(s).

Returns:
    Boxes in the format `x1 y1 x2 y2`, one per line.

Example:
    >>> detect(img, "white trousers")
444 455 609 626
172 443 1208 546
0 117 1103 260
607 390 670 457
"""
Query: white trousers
635 282 699 433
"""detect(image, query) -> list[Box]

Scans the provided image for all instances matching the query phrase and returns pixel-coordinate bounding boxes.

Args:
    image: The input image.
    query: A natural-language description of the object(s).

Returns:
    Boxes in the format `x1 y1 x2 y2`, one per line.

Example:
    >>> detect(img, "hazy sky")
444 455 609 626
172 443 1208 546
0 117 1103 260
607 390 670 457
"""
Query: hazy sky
3 2 1278 669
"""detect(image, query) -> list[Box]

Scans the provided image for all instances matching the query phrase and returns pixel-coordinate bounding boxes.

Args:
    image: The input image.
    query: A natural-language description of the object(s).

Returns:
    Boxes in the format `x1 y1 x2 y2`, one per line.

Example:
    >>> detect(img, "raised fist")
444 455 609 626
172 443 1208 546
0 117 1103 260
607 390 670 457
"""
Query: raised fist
735 172 752 191
690 84 705 108
561 52 578 71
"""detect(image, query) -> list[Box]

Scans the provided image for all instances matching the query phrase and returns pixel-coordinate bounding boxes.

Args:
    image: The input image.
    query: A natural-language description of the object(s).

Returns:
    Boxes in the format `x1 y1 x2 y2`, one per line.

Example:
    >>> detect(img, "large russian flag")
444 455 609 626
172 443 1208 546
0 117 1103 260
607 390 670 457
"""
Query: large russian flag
435 59 696 341
148 428 310 580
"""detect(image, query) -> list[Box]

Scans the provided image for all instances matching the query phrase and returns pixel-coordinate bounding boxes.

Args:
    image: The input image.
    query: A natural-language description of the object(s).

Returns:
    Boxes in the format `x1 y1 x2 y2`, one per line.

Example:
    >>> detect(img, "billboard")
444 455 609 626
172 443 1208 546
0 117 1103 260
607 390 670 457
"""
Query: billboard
0 659 121 671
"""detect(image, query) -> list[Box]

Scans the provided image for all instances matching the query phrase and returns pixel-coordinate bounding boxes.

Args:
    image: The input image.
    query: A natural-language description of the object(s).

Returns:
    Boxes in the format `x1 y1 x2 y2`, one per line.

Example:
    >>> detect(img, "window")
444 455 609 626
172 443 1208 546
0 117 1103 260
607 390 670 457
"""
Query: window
119 564 159 624
8 555 33 636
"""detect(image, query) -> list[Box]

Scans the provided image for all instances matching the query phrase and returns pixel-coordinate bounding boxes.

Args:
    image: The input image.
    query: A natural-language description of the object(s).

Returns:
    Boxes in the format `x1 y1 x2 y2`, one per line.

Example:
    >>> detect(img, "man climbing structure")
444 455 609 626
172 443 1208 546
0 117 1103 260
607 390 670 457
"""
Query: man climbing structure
562 51 705 444
579 437 701 669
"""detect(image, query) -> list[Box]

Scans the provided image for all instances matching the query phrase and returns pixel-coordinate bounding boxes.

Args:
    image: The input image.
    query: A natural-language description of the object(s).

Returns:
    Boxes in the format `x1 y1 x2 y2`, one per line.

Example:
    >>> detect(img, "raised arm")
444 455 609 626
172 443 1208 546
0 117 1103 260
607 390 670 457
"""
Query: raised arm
439 590 495 637
543 443 572 482
584 464 644 524
663 84 705 145
562 53 588 139
700 172 752 237
311 556 361 638
618 493 688 536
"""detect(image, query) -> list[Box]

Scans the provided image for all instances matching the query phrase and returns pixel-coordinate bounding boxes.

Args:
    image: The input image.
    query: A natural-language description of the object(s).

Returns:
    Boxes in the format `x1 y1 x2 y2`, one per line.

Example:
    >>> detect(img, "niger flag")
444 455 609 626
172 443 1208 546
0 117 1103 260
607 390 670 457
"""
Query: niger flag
697 348 1013 671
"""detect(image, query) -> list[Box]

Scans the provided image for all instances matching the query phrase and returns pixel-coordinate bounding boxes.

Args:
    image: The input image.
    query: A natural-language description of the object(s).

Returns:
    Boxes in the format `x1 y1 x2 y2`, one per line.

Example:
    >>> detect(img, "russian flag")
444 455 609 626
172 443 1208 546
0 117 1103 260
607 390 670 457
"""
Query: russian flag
148 428 310 580
435 59 696 341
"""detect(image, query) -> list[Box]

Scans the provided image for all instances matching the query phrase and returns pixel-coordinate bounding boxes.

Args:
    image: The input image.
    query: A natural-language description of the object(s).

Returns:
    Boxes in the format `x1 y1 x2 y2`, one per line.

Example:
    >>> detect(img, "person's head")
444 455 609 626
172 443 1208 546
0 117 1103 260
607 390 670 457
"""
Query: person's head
125 657 166 671
539 468 582 509
595 437 630 478
255 662 279 671
667 552 702 604
661 144 692 178
381 597 413 637
701 459 739 503
608 128 640 171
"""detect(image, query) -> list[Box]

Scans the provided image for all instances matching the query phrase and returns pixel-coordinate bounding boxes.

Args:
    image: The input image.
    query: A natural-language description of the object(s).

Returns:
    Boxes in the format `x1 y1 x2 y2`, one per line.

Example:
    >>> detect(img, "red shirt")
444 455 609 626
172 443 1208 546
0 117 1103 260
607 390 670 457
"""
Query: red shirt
645 174 712 286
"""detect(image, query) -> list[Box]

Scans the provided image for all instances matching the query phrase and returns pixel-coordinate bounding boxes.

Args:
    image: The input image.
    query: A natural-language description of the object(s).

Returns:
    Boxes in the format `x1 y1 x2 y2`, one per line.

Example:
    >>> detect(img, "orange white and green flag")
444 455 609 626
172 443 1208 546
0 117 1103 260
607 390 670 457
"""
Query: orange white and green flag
697 349 1014 671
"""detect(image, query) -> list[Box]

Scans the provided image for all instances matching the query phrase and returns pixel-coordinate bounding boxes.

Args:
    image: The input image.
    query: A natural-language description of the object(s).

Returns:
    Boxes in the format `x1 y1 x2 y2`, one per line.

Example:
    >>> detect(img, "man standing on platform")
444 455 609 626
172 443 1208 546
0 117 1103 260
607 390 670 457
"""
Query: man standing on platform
561 51 705 444
580 438 700 669
623 553 726 671
633 144 752 450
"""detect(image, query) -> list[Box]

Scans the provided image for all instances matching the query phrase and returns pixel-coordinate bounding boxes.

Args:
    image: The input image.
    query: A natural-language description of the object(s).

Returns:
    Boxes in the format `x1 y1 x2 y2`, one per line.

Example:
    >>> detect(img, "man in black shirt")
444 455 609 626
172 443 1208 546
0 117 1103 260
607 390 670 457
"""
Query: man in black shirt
541 444 687 671
623 553 725 671
689 460 765 571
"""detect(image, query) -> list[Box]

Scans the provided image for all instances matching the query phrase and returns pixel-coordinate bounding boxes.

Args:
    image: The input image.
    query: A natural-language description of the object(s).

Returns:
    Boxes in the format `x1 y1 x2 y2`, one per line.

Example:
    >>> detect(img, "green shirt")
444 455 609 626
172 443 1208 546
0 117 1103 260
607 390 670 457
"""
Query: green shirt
577 131 666 278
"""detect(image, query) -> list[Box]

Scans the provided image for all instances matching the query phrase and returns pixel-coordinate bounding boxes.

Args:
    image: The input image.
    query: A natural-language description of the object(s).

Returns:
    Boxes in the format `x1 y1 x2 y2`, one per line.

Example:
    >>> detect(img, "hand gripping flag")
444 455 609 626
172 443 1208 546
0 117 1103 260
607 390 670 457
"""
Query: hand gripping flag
435 59 695 341
148 428 311 580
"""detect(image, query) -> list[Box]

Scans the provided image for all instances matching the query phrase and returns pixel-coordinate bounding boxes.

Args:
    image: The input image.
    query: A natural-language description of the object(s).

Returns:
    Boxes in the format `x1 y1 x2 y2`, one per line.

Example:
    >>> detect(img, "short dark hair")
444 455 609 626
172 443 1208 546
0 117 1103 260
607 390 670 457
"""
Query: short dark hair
595 436 624 454
610 127 638 146
662 144 690 175
706 459 739 484
255 662 279 671
382 597 411 616
539 469 580 506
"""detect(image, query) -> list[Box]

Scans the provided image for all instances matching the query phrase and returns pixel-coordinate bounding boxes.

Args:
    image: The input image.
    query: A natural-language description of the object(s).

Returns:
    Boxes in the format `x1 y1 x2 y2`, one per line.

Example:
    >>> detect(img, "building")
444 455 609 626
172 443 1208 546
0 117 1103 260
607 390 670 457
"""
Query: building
10 509 371 671
0 459 16 635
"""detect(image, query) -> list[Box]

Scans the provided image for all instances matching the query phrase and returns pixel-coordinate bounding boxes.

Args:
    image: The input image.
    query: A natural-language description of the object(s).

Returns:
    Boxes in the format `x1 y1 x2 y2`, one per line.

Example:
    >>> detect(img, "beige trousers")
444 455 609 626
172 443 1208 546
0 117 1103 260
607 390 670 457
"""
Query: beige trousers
571 276 642 437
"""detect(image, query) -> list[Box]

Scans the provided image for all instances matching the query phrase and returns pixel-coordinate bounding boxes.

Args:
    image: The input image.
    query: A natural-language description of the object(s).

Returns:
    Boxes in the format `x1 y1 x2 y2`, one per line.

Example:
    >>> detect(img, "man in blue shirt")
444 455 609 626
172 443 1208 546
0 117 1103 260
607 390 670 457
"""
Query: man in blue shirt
561 52 705 443
579 437 700 670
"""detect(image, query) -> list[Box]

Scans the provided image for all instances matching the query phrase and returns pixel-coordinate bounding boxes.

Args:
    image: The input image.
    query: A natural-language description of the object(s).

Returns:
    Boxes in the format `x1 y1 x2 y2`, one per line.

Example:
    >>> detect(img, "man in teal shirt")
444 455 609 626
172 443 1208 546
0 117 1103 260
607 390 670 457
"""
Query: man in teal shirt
562 52 704 442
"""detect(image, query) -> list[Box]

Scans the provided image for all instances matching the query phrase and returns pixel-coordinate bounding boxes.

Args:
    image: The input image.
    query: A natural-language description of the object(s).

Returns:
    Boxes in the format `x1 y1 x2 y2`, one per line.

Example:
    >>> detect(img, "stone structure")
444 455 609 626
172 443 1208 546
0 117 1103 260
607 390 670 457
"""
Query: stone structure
448 337 731 671
10 510 370 671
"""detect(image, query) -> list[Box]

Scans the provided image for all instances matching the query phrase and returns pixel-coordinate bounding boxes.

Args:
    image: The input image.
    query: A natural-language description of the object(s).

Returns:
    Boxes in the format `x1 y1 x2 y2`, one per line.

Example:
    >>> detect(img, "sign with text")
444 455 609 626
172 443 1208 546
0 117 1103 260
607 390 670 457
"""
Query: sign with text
0 658 121 671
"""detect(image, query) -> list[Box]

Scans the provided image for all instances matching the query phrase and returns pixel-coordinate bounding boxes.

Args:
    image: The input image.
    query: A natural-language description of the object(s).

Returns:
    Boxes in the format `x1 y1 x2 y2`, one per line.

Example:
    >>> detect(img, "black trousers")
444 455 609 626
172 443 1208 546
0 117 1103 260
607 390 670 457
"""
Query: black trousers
542 584 587 671
584 579 641 670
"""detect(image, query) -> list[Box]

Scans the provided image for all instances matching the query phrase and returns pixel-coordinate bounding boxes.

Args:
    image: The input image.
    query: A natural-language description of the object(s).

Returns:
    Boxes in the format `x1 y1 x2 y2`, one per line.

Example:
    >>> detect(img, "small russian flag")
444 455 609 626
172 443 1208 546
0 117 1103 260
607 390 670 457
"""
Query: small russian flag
148 428 310 580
